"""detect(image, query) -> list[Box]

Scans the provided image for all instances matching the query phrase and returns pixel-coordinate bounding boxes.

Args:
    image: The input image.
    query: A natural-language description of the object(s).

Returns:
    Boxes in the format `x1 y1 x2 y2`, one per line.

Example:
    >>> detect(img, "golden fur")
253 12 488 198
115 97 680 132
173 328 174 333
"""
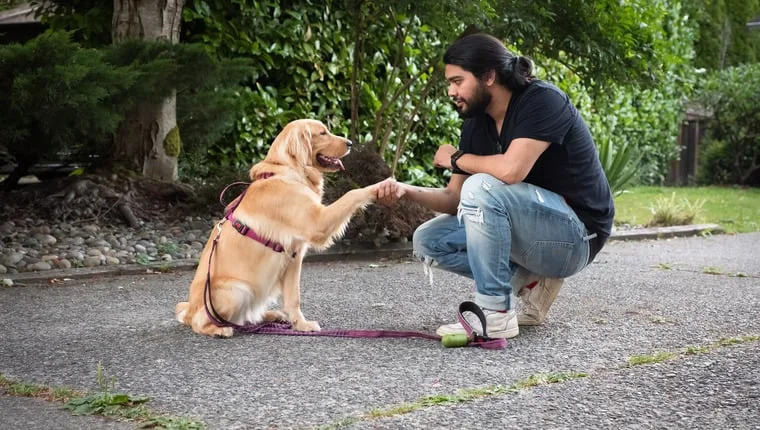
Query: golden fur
175 119 384 337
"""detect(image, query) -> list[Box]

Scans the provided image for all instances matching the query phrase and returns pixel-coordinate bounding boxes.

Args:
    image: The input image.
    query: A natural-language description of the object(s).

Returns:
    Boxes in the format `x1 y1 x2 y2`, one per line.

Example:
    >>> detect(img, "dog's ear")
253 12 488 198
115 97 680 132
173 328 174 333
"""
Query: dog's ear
269 121 313 167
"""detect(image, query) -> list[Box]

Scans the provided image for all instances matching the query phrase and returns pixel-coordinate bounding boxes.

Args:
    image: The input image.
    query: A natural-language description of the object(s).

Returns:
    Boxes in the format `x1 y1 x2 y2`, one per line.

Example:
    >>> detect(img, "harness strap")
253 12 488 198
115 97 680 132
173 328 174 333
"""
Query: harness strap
219 176 287 254
225 212 285 253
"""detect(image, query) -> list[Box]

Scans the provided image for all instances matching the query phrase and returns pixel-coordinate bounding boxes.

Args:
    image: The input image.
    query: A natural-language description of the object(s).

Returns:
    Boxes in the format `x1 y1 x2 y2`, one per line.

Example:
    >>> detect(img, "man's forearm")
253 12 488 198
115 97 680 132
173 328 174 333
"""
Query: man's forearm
403 185 459 215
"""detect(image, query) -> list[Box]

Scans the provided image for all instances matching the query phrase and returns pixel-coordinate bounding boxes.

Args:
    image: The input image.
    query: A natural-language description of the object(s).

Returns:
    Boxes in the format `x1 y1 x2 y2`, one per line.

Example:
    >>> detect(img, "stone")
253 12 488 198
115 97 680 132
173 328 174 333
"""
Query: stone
22 237 40 249
0 264 6 274
134 244 147 253
83 256 102 267
33 233 56 246
1 278 12 287
82 224 99 234
86 248 103 257
1 252 24 266
0 221 14 234
105 256 120 265
54 259 72 269
67 251 84 261
28 262 52 271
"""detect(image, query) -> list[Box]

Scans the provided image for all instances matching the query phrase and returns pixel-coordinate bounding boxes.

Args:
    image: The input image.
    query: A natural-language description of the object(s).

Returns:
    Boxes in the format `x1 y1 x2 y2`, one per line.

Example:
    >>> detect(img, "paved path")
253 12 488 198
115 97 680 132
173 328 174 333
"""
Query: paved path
1 233 758 429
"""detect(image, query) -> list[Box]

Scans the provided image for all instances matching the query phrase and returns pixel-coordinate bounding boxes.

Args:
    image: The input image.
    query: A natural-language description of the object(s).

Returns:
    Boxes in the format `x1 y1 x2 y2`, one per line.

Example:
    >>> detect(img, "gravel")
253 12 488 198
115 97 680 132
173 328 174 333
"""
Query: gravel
0 217 216 274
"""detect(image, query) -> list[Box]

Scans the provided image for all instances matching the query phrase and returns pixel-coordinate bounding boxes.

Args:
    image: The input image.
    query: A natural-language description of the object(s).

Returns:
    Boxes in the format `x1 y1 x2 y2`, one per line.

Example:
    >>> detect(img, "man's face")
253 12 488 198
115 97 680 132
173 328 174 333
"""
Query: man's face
445 64 492 118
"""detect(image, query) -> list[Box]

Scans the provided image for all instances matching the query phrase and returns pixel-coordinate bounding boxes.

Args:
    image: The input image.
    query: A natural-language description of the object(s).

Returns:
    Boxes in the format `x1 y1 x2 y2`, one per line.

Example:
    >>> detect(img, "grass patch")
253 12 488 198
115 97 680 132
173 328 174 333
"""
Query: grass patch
702 266 724 275
614 186 760 233
684 345 710 355
0 374 81 402
364 372 587 420
0 363 205 429
134 254 152 265
683 335 760 356
713 335 760 347
627 351 676 366
646 192 705 227
156 242 180 256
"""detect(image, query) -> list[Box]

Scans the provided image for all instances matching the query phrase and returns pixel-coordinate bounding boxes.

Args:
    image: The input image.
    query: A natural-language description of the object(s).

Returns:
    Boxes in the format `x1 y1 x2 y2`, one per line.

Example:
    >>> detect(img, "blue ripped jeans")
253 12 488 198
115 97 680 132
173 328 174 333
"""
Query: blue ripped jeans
412 173 592 311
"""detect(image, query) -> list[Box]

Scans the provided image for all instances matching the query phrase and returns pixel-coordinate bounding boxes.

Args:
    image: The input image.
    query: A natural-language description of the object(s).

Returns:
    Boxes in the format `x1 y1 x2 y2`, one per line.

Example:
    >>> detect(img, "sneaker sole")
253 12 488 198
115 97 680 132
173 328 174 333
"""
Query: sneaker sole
435 326 520 339
517 314 543 326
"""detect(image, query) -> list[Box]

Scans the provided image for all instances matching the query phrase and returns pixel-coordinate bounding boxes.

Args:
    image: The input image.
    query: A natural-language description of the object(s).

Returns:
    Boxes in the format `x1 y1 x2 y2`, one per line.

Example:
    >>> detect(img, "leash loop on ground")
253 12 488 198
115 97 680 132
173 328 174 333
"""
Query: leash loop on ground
456 301 508 350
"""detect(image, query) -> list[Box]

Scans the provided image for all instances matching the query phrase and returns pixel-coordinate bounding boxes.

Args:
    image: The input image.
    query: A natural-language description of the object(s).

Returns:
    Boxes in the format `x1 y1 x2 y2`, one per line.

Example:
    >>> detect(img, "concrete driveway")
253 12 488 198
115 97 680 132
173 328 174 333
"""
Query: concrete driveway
1 233 759 429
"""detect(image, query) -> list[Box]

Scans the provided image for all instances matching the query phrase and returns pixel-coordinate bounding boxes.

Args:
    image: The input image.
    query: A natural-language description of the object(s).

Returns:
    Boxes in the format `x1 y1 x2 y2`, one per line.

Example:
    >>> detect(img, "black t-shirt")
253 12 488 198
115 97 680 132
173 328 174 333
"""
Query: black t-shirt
458 80 615 240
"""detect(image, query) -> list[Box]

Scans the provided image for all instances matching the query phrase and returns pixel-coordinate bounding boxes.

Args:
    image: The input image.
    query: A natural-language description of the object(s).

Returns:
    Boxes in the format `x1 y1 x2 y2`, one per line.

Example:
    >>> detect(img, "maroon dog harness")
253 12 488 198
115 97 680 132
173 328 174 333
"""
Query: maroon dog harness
220 174 287 254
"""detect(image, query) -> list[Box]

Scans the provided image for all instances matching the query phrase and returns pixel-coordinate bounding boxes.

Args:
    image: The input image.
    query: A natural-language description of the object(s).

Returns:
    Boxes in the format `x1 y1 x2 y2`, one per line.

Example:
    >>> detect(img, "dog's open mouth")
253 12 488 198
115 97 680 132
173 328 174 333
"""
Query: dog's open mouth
316 154 345 170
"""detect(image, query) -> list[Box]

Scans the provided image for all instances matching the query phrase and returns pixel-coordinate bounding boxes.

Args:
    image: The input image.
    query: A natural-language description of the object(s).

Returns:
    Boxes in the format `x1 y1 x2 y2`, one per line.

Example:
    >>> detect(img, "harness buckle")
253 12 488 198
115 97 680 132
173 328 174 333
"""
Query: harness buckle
231 219 250 235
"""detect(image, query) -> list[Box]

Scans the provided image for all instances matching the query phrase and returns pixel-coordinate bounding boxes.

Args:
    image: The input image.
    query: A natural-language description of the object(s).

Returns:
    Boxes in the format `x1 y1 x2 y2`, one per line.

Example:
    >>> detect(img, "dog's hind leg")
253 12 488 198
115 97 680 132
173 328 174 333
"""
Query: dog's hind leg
188 277 253 338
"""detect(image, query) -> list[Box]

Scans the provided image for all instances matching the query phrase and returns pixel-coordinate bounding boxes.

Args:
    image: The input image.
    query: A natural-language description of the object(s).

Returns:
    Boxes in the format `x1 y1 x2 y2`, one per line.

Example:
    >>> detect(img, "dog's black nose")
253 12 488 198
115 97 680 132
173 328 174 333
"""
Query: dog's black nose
346 139 353 148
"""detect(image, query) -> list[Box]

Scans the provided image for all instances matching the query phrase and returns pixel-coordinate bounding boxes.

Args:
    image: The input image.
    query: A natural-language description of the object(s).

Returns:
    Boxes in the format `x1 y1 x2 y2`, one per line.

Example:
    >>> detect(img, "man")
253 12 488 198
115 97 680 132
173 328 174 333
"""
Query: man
376 33 614 339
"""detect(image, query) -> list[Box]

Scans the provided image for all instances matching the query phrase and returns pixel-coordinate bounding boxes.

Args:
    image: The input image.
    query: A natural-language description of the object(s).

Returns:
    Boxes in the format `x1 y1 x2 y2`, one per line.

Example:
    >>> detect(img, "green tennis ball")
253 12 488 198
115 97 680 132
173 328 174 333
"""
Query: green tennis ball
441 334 469 348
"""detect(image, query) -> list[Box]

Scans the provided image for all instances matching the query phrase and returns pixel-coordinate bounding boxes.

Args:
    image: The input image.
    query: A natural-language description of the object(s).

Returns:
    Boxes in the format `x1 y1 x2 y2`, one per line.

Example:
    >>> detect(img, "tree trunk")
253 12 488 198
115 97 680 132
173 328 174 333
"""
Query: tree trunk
112 0 184 181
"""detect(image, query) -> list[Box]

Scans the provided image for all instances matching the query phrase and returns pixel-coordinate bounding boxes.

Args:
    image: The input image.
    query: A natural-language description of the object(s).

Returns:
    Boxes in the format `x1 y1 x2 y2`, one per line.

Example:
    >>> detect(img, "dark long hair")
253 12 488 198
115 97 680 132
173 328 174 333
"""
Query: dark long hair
443 33 535 91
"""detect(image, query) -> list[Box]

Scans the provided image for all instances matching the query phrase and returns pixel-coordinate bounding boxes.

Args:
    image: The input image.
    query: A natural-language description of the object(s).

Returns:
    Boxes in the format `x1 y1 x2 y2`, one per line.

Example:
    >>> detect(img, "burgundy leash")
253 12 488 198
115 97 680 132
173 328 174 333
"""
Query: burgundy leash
203 181 506 349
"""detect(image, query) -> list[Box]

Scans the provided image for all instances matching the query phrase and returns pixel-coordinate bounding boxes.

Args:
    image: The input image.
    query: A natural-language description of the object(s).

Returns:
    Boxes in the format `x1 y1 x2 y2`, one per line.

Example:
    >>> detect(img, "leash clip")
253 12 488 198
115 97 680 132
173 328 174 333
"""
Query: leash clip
214 219 225 241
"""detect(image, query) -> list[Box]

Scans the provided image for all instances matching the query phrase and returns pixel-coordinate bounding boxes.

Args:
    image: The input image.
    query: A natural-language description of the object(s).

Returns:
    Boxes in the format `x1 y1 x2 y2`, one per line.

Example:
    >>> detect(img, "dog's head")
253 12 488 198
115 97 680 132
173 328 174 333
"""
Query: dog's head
266 119 352 173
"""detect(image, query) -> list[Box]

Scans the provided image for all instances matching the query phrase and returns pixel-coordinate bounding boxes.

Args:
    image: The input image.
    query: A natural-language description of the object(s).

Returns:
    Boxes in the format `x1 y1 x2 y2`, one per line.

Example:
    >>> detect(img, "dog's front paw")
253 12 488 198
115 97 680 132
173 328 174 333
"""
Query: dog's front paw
292 319 321 332
196 325 234 338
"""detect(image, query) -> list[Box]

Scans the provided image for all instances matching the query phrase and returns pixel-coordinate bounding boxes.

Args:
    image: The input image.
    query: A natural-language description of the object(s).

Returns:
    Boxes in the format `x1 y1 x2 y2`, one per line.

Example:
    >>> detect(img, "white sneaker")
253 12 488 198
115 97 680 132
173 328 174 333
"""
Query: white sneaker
513 267 564 326
436 308 519 339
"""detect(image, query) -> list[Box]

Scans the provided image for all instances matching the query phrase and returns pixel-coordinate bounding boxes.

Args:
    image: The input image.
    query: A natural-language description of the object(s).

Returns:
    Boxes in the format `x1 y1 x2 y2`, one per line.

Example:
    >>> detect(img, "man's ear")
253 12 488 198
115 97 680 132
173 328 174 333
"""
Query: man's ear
484 69 497 87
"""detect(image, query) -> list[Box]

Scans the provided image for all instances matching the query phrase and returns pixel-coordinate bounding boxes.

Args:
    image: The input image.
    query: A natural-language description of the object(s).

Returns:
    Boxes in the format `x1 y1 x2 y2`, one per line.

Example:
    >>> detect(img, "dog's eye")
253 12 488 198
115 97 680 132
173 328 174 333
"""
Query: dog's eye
320 131 327 136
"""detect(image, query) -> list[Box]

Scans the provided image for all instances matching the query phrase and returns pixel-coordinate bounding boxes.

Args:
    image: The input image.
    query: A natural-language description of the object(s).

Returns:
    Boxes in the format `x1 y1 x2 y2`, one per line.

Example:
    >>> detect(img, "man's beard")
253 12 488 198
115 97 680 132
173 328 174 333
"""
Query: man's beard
453 83 491 118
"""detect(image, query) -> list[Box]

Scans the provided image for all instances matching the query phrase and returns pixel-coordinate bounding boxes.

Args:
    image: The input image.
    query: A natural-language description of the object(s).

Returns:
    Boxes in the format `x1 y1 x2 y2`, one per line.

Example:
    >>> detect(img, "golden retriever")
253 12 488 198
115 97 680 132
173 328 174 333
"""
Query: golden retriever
175 119 385 337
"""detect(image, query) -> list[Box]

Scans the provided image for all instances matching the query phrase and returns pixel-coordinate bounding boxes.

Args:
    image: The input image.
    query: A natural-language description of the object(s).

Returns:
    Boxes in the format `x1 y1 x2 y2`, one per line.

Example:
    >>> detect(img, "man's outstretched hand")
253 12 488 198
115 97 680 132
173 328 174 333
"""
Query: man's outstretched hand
374 177 407 206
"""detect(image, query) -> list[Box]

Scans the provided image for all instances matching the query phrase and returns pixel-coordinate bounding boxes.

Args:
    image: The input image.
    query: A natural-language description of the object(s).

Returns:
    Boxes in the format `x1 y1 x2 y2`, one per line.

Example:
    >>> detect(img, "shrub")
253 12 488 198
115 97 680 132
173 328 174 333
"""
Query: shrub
0 31 250 188
696 63 760 186
0 31 135 188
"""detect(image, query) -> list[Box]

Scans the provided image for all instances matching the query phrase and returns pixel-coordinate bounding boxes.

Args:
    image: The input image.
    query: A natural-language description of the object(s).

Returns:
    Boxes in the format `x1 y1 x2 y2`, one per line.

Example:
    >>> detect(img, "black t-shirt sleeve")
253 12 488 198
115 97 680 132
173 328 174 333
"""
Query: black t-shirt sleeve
512 87 575 144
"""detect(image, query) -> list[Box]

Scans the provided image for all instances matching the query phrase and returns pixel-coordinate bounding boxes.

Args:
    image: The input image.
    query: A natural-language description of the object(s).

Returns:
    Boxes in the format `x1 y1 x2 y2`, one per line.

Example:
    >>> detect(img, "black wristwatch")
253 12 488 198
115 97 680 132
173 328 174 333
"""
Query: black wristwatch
450 149 466 174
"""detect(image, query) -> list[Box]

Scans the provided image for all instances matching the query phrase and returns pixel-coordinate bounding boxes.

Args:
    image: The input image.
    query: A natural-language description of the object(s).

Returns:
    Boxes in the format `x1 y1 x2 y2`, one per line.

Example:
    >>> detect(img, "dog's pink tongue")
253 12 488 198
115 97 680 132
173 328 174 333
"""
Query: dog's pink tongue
338 159 345 170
